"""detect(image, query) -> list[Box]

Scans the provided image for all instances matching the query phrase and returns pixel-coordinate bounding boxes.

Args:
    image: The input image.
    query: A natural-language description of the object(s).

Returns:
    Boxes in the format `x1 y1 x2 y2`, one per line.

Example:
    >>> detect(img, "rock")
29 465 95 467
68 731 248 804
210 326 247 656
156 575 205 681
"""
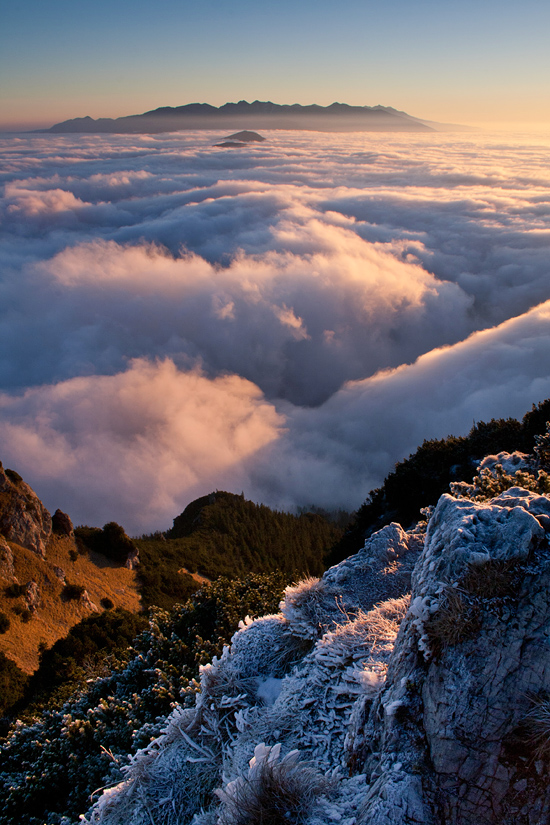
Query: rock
478 451 533 474
0 537 15 581
52 566 66 582
0 462 51 557
80 589 99 612
281 523 422 640
125 545 139 570
356 489 550 825
24 580 41 613
52 509 74 537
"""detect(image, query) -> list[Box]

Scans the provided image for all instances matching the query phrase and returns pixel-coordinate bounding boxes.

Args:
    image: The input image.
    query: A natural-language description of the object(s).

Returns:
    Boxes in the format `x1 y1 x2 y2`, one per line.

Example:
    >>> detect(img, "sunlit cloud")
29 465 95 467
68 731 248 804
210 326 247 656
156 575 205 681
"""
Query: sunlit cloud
1 129 549 529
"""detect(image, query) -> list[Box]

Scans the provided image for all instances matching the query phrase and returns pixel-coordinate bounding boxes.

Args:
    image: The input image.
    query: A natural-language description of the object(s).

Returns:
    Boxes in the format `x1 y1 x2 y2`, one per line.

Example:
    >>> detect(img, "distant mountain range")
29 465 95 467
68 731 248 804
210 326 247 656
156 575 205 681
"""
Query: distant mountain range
43 100 471 134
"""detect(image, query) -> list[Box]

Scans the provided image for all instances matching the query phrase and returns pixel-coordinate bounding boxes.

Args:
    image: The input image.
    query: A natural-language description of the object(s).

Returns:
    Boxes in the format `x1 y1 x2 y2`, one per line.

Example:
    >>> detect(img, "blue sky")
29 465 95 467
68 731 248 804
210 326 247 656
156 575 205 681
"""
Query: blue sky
1 0 550 129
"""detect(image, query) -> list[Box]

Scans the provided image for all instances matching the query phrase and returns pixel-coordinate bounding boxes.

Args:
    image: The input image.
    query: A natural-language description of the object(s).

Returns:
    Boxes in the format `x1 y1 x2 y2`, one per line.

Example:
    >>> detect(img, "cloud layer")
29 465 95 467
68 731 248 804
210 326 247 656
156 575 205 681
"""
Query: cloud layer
1 129 550 531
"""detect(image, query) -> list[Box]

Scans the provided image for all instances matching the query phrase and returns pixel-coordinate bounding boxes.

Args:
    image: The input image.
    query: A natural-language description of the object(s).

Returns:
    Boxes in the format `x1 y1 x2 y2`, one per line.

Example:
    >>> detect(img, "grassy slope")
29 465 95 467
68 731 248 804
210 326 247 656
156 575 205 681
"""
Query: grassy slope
0 534 141 673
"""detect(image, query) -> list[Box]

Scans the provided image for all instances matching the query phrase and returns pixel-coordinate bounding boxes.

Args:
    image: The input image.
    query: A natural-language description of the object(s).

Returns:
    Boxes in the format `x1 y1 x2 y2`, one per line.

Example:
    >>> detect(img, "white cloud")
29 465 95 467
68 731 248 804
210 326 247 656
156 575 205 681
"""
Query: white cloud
1 129 550 529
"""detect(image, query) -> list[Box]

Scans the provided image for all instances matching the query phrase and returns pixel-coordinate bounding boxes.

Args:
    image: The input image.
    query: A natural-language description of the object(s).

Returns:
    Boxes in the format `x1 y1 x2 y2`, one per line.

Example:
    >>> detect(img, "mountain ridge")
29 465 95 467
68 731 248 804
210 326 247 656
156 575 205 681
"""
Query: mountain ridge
41 100 471 134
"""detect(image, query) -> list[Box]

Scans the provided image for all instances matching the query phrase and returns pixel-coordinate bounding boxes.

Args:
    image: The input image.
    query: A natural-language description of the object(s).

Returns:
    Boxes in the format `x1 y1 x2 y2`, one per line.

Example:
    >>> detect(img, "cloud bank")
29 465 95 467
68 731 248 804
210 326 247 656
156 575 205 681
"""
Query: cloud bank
1 129 549 531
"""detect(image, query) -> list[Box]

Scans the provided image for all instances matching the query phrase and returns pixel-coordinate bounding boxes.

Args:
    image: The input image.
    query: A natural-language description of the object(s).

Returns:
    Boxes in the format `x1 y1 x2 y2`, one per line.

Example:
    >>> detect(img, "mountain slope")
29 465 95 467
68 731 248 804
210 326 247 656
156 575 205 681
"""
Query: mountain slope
137 491 343 608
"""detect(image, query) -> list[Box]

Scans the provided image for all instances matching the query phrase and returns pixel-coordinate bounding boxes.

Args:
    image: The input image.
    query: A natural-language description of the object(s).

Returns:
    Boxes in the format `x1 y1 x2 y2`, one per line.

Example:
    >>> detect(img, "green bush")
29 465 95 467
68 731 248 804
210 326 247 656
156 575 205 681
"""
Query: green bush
0 612 10 634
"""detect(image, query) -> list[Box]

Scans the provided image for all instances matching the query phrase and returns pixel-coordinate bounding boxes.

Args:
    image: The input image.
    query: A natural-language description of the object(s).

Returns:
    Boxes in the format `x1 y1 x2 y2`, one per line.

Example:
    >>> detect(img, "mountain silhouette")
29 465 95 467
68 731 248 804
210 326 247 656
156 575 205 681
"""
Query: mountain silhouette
44 100 439 134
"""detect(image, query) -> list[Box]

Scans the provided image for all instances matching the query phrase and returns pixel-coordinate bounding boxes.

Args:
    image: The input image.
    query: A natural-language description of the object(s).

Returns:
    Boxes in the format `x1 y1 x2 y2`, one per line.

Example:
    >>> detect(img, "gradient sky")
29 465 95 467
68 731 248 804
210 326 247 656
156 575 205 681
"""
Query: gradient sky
1 0 550 131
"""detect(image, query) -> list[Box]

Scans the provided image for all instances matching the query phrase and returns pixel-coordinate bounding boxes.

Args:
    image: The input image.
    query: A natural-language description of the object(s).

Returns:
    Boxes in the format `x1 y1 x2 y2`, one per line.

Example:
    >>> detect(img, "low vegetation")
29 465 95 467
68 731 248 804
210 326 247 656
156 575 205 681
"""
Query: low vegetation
0 573 287 825
329 398 550 563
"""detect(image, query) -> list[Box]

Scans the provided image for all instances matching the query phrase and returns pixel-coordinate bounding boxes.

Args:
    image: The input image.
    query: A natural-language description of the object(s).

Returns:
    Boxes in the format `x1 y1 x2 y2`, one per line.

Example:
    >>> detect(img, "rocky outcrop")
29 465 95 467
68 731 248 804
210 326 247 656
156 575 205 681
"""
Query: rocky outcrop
124 545 140 570
0 537 15 582
52 509 74 537
80 589 99 612
0 463 51 557
24 580 41 613
355 487 550 825
84 483 550 825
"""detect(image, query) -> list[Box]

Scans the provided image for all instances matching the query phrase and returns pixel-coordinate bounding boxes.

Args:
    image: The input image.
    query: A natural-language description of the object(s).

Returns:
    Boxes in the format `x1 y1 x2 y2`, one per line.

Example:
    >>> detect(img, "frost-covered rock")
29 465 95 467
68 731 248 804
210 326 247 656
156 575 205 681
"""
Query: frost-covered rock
355 488 550 825
281 523 421 640
477 450 532 474
0 462 51 557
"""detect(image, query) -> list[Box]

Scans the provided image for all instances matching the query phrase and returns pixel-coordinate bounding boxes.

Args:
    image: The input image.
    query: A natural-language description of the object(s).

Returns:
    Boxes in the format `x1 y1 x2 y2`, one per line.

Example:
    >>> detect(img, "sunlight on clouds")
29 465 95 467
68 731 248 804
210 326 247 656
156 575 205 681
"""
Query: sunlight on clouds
1 129 550 527
0 359 283 531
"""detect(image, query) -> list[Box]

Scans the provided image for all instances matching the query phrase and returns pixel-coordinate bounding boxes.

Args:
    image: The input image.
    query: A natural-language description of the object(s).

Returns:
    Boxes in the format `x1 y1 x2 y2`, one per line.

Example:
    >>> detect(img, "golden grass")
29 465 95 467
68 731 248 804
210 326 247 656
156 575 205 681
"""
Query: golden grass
178 567 211 586
0 534 141 673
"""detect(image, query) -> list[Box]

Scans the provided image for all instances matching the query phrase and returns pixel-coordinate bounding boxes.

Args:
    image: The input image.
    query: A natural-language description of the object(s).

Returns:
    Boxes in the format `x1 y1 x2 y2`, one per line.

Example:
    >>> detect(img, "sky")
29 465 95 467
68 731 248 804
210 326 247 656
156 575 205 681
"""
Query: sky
1 128 550 533
1 0 550 131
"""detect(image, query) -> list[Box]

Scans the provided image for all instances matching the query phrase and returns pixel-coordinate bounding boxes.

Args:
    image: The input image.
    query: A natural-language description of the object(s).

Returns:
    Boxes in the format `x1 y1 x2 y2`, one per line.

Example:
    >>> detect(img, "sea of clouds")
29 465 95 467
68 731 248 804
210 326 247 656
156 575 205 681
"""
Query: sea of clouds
1 128 550 532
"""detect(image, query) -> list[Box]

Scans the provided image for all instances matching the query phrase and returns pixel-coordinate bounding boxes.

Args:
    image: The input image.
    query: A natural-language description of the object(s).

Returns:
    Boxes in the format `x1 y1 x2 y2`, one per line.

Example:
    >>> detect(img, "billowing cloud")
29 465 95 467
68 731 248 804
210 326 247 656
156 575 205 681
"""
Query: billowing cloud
0 359 283 531
0 129 549 530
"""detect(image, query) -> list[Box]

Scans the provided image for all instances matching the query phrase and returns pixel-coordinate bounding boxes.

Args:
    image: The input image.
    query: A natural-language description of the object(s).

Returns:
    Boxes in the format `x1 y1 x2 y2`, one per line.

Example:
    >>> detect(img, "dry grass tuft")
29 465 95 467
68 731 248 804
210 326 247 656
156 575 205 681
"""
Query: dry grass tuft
423 588 480 655
460 559 522 600
524 693 550 761
217 749 328 825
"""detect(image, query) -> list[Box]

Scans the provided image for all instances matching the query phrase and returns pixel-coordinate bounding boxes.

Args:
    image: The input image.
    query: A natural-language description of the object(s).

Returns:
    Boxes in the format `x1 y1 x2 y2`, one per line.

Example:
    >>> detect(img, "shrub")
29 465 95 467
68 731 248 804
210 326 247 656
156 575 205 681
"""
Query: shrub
100 597 114 610
460 559 523 600
524 692 550 760
75 522 137 564
0 652 28 717
0 612 10 633
62 583 85 601
450 465 550 503
4 583 24 598
534 422 550 469
12 605 32 622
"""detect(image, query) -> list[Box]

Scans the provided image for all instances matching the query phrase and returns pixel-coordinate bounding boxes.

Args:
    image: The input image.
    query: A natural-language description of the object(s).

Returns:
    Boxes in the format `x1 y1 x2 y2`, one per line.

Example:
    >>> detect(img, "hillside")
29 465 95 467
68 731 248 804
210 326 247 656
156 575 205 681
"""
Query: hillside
0 460 141 675
136 491 344 609
0 534 140 674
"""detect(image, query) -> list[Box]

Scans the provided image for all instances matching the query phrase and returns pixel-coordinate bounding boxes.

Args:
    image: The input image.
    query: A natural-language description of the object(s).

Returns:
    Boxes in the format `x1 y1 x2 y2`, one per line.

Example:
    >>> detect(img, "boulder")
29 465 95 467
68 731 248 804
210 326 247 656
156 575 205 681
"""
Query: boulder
24 580 41 613
52 509 74 537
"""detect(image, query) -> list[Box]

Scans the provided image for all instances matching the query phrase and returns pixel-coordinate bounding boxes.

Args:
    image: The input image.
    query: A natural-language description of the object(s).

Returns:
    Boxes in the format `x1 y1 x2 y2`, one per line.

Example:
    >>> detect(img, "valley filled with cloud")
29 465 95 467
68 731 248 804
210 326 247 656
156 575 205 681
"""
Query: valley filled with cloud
1 129 550 531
